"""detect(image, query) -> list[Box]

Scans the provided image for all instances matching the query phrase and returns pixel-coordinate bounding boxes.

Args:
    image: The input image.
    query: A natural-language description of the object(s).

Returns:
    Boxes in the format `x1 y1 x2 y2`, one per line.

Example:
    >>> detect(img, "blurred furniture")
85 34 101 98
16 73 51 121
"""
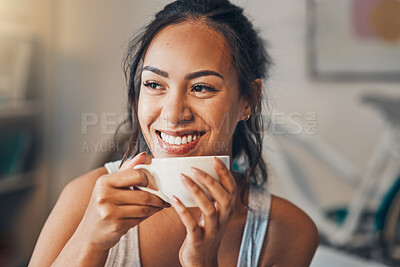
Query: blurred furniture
311 245 387 267
0 32 43 267
0 101 42 266
268 94 400 265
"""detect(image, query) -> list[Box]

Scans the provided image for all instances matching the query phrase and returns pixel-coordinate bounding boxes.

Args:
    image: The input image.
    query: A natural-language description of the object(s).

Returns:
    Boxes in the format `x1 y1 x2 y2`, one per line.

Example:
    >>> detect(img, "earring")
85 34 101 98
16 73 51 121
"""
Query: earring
244 114 250 121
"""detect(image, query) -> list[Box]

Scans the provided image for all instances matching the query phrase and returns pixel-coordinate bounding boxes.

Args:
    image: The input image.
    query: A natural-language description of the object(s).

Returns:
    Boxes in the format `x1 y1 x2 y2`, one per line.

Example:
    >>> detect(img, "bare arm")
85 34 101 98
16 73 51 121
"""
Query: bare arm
259 195 319 267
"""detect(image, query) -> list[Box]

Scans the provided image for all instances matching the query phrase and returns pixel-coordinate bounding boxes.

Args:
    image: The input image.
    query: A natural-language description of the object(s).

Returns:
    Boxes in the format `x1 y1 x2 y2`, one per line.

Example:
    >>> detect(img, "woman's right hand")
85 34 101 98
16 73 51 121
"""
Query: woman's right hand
74 152 170 252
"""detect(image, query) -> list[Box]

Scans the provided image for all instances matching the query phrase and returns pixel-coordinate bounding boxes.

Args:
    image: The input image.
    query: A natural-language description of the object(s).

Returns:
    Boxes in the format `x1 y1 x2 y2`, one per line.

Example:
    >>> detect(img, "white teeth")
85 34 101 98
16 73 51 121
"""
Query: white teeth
159 132 202 145
168 136 175 144
174 136 182 145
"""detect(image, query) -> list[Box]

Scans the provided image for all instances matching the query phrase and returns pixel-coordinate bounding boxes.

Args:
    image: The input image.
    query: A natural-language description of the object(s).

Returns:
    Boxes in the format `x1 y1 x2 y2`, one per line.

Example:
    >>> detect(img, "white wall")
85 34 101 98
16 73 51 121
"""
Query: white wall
48 0 400 208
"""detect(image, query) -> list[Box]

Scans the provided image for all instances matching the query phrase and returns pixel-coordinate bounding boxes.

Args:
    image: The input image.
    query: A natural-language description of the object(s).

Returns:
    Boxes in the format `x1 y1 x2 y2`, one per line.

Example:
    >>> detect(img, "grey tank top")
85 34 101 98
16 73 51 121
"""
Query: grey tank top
104 160 271 267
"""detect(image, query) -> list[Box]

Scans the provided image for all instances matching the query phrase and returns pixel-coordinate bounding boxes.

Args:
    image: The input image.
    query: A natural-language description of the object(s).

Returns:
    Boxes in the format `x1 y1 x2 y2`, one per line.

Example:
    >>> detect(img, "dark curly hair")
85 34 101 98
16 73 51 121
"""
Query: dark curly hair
116 0 272 195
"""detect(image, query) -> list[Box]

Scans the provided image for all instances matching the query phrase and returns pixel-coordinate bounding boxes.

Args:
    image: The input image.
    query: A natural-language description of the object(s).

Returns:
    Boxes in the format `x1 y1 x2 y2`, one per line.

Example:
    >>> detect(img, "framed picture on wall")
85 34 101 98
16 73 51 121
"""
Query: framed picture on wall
307 0 400 80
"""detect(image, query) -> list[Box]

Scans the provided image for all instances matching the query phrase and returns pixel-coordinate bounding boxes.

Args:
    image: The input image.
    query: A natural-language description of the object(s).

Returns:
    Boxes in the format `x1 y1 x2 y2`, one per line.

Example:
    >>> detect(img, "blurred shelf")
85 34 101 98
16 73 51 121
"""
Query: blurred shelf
10 256 28 267
0 253 29 267
0 100 40 119
0 172 35 195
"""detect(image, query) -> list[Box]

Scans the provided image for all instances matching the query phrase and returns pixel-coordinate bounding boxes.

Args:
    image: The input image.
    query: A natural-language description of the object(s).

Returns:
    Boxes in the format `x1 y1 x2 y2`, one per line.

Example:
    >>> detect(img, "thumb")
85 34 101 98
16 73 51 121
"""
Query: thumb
119 151 147 171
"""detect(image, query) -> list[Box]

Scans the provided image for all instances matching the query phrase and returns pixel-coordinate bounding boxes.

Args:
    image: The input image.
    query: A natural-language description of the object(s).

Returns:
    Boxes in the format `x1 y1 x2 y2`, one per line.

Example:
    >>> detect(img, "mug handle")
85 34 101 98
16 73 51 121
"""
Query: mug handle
133 164 171 204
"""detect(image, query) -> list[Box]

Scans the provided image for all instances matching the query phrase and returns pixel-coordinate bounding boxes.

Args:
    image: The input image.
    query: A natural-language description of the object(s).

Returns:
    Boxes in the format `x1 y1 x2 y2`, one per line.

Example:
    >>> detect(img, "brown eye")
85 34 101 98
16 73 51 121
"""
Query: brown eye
143 82 163 90
192 84 216 93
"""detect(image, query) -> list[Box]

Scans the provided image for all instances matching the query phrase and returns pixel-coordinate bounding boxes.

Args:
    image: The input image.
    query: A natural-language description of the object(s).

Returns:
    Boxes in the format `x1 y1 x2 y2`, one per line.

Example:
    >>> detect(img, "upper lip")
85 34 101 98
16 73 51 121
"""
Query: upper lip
156 129 206 136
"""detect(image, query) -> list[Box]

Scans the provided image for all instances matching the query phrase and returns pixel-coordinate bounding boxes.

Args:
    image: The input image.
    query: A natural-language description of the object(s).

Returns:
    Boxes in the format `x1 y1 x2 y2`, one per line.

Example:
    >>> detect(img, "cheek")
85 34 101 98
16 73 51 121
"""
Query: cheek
137 92 151 131
206 102 240 138
138 93 162 133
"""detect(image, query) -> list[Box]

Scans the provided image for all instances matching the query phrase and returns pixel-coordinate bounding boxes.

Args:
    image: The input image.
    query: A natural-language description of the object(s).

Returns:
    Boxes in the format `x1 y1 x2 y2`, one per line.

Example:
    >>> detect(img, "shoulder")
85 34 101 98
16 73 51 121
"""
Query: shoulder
62 166 109 202
51 166 109 228
259 194 319 267
53 166 110 226
29 166 109 265
45 165 108 229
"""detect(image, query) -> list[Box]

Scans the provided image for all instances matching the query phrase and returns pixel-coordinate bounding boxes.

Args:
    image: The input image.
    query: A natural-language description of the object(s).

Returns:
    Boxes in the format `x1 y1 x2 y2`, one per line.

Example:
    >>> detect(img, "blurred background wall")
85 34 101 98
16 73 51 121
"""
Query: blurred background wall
0 0 399 265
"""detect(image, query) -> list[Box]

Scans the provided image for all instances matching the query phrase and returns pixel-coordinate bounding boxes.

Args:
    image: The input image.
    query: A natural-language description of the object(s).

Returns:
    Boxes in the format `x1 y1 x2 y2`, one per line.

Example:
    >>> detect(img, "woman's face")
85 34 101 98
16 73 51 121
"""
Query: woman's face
138 22 250 158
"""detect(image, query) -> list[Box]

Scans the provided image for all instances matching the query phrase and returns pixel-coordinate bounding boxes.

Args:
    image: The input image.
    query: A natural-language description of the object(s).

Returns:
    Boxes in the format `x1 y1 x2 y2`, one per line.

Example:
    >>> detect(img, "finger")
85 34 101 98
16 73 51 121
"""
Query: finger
172 196 202 240
120 152 147 171
193 162 236 223
191 167 231 208
110 189 170 208
181 174 218 235
115 204 163 219
100 169 149 188
214 157 237 196
141 169 158 190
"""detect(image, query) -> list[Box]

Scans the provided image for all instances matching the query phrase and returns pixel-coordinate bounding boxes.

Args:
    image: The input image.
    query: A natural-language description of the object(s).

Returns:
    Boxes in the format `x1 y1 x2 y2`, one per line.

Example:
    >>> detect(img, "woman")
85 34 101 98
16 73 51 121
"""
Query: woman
30 0 319 266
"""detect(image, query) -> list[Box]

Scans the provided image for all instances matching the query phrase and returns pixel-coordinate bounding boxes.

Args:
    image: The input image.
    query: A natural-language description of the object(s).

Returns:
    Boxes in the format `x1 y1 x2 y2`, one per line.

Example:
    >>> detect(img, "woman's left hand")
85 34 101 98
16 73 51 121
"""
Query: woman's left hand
173 157 237 267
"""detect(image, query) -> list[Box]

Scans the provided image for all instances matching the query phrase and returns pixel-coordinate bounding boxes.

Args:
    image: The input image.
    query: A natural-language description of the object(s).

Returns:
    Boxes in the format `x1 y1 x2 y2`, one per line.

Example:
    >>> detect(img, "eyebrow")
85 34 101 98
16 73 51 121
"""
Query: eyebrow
142 66 224 80
186 70 224 80
142 66 169 78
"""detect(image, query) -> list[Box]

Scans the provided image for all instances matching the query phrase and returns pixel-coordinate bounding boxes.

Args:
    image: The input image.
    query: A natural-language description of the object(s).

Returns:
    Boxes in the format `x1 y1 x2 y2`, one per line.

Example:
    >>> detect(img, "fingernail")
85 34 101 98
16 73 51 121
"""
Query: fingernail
172 196 179 206
191 167 204 178
164 202 171 208
138 151 147 157
181 174 193 185
214 157 225 169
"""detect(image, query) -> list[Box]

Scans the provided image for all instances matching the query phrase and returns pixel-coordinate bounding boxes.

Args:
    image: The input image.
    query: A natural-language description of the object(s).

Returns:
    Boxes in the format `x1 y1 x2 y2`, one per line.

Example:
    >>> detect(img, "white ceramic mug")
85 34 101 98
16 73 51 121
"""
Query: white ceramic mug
133 155 230 207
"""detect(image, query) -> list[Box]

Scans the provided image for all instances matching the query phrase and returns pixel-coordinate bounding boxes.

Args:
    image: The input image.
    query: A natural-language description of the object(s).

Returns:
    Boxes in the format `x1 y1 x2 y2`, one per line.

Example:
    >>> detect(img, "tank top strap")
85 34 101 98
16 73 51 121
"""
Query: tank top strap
105 226 141 267
104 159 142 267
237 184 271 267
104 159 123 174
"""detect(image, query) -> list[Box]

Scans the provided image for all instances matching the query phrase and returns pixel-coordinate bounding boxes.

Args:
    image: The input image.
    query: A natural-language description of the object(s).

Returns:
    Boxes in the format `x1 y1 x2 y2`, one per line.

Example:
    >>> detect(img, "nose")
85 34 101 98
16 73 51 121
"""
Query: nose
160 91 193 126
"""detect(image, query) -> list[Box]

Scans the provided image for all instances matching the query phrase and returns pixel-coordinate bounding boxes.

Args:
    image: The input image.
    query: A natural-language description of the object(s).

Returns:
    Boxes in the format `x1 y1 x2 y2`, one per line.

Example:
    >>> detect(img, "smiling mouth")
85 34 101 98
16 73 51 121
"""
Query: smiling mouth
155 130 206 154
156 130 206 145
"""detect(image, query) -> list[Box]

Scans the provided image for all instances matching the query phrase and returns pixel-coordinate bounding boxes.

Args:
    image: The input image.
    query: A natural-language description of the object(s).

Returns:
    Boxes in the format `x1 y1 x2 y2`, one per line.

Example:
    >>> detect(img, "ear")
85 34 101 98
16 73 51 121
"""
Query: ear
238 79 262 121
